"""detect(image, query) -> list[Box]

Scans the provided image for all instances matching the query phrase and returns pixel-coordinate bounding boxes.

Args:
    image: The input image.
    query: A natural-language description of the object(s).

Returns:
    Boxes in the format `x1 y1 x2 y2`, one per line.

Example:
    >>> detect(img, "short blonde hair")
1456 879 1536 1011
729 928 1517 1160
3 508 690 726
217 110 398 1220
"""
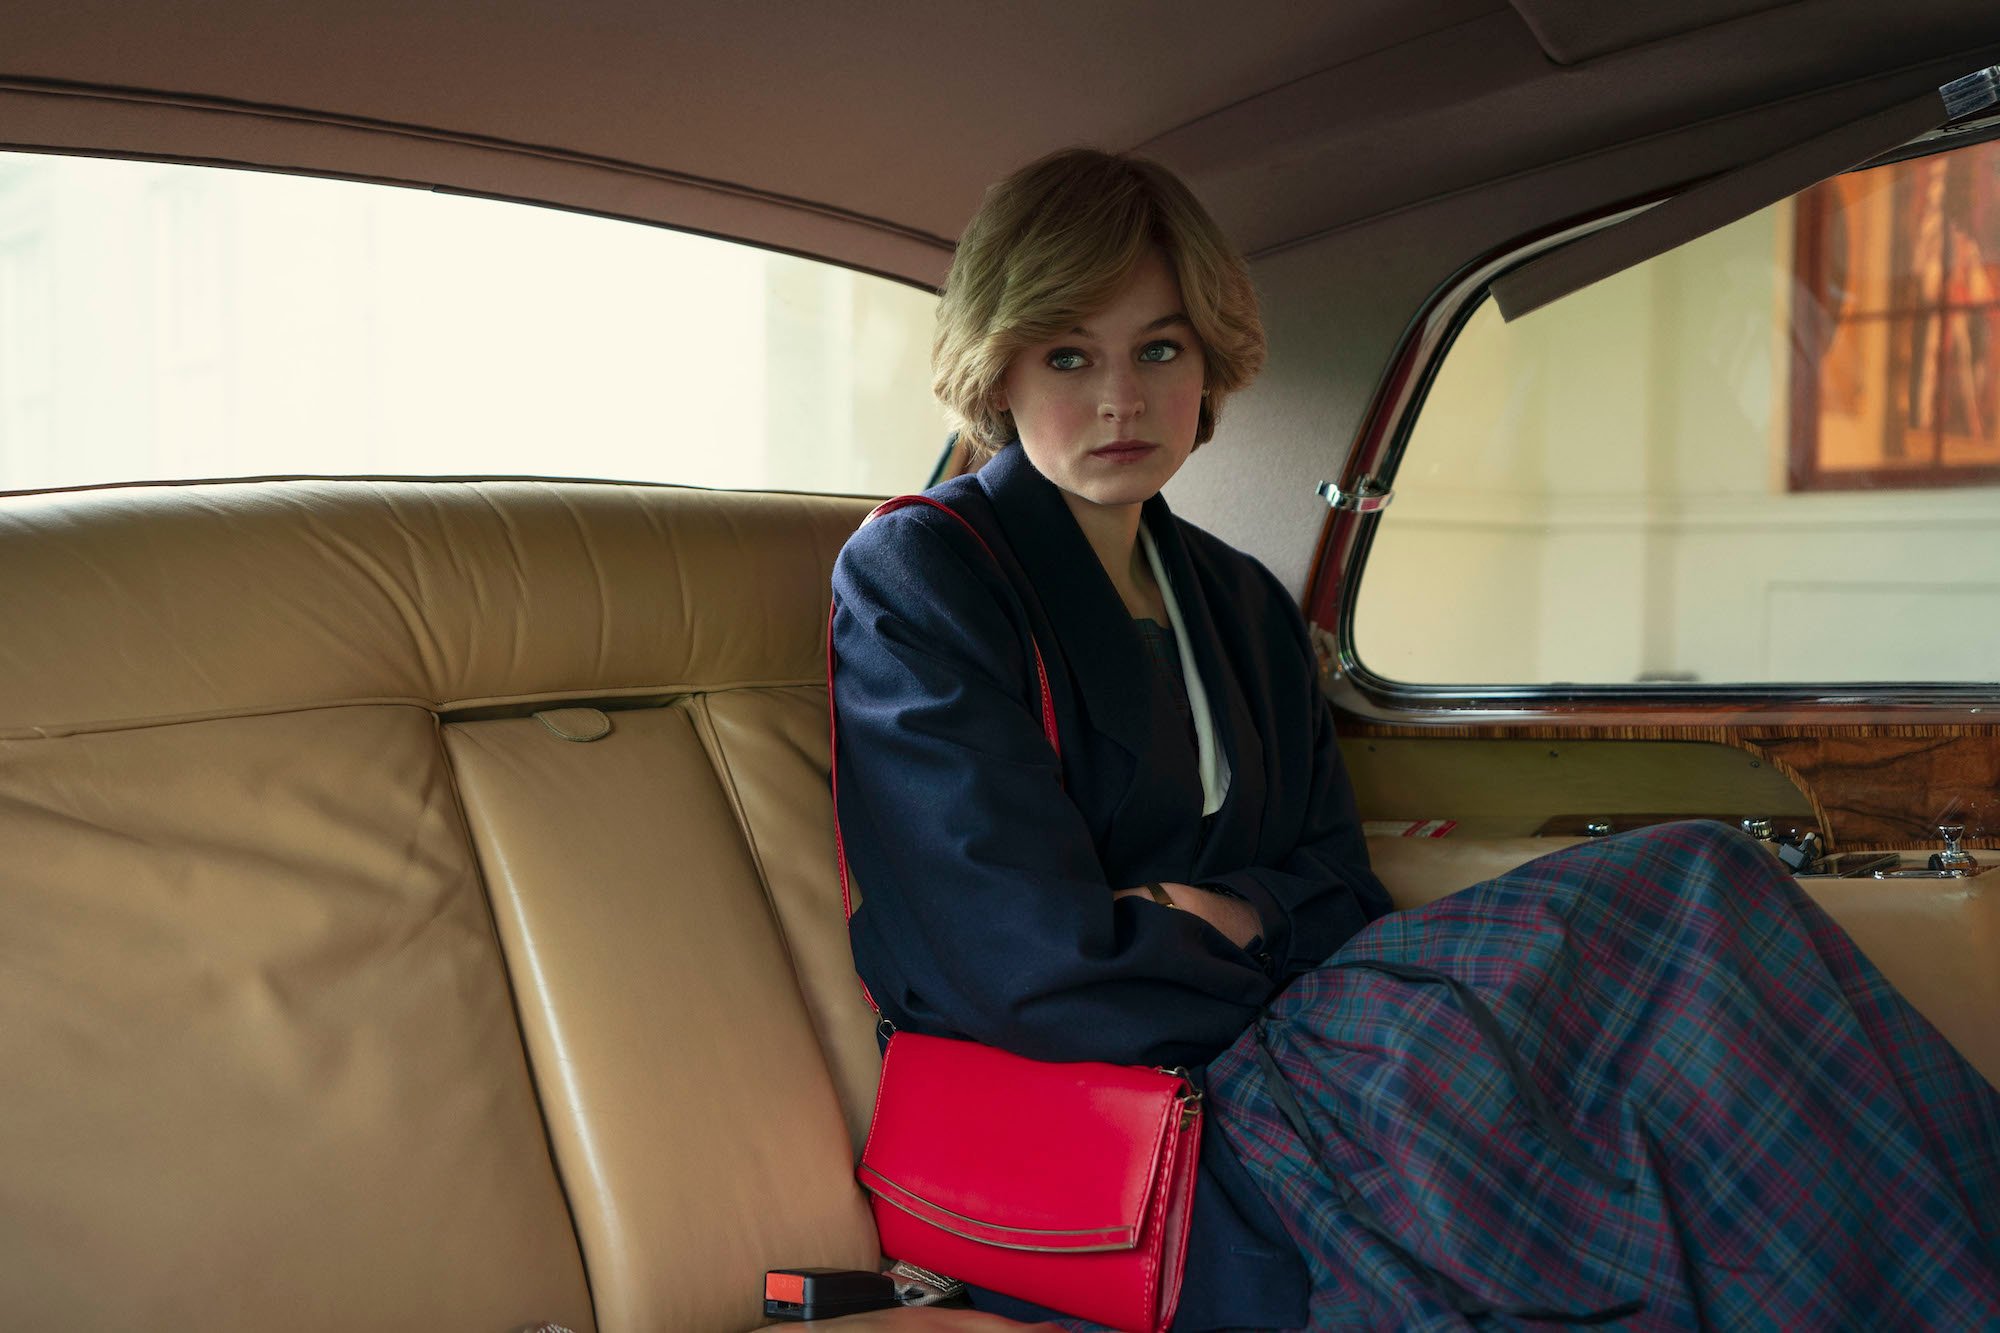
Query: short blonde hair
933 147 1266 461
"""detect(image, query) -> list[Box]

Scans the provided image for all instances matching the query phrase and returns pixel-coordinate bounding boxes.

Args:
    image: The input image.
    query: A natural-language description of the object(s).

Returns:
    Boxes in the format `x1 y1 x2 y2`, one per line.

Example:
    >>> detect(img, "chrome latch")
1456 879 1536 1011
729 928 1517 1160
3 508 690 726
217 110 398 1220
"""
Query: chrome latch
1932 823 1980 874
1316 477 1393 513
1874 824 1983 879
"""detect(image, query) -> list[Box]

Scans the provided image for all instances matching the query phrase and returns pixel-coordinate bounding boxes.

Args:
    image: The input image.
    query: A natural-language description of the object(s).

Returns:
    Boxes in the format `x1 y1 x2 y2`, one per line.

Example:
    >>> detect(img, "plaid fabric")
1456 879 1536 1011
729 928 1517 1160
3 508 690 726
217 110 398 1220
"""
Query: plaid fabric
1185 821 2000 1329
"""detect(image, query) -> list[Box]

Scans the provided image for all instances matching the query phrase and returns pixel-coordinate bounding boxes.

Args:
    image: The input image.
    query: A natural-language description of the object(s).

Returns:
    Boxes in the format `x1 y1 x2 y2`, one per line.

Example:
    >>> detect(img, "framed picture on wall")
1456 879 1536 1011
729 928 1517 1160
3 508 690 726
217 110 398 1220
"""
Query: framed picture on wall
1789 136 2000 491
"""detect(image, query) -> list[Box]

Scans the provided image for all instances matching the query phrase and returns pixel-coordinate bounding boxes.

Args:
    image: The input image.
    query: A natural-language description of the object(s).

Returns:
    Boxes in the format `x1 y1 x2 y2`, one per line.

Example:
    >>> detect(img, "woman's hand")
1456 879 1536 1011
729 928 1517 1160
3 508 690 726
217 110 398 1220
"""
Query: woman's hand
1114 882 1263 951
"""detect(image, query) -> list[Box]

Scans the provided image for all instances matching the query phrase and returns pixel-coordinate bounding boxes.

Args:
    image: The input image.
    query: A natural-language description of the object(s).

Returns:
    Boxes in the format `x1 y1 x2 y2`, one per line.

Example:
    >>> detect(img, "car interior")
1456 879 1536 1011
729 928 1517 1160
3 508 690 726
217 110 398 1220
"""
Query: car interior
3 3 1997 1329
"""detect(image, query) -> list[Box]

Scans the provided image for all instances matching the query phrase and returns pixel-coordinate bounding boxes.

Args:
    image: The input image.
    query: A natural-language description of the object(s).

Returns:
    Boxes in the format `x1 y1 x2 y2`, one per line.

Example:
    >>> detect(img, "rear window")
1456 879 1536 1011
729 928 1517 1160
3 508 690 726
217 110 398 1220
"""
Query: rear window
1355 135 2000 688
0 152 942 495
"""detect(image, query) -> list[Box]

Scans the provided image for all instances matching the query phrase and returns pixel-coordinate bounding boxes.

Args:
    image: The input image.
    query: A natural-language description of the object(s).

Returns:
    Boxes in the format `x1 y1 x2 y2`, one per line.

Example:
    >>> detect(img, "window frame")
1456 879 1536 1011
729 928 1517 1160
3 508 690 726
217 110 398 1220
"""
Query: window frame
1310 126 2000 722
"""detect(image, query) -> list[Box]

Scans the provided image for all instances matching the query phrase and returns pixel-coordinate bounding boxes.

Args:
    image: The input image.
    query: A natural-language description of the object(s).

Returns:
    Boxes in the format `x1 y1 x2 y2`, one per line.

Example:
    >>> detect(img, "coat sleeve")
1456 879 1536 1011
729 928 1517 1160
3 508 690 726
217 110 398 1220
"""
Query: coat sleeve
1195 565 1393 980
831 510 1274 1068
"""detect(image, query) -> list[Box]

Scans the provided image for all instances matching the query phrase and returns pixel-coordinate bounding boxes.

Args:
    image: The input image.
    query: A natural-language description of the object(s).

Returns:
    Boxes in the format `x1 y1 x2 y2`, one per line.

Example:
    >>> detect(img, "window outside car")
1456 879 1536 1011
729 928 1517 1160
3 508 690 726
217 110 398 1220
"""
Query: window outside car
0 151 943 496
1356 135 2000 688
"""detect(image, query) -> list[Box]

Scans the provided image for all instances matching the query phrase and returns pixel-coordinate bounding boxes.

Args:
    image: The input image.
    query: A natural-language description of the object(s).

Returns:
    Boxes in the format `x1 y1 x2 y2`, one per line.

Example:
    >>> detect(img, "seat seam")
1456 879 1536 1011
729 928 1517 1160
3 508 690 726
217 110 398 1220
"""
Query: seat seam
1 677 823 741
684 692 808 984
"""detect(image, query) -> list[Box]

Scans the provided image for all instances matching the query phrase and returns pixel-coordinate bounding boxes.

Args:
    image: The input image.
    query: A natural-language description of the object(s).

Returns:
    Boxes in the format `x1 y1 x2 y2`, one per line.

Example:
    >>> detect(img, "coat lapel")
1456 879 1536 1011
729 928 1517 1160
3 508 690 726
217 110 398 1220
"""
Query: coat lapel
977 445 1155 761
975 443 1270 880
1141 496 1265 858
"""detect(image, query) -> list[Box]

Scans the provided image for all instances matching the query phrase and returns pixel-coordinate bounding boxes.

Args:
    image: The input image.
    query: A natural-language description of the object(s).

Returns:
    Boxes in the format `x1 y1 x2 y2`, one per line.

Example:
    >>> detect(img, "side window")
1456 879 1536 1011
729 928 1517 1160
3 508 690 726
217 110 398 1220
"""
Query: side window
1355 135 2000 688
0 152 942 495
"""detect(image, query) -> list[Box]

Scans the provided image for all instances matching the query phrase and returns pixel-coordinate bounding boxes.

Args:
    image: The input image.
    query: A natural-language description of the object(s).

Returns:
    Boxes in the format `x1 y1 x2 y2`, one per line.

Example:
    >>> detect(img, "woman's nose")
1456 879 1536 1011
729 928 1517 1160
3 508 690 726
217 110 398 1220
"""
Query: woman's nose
1098 369 1144 422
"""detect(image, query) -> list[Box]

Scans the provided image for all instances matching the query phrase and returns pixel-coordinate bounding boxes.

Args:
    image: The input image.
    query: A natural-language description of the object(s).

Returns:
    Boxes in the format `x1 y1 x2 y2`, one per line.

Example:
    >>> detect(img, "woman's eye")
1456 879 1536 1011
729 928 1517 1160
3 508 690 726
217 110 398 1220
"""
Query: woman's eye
1138 340 1182 363
1045 348 1088 372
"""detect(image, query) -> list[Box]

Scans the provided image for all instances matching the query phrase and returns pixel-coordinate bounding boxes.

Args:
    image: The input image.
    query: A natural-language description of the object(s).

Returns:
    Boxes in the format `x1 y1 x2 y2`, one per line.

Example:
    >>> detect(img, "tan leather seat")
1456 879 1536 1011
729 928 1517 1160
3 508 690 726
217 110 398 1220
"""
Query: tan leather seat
0 479 1014 1331
1 478 1988 1329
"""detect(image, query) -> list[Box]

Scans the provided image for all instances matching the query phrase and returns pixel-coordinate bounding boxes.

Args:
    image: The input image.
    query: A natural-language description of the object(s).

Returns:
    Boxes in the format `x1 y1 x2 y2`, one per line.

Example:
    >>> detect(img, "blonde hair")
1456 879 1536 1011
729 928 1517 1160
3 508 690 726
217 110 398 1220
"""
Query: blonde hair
933 148 1266 461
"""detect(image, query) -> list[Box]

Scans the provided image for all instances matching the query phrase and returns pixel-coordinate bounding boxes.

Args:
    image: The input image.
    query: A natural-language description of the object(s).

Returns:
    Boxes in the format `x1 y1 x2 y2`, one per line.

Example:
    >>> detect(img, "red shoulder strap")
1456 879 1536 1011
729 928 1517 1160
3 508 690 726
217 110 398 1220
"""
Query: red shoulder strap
826 495 1061 1014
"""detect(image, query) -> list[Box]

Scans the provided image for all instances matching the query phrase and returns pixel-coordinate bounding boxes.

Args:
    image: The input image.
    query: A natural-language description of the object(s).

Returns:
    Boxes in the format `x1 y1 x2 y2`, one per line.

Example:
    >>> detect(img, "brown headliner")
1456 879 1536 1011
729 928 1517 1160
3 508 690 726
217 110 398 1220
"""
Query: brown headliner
2 1 1996 283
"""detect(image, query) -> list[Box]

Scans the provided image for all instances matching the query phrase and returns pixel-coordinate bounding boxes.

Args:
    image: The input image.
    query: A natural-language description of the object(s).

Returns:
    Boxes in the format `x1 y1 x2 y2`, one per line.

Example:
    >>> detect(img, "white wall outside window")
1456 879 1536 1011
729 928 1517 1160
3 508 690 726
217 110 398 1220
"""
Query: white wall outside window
1358 189 2000 686
0 152 944 496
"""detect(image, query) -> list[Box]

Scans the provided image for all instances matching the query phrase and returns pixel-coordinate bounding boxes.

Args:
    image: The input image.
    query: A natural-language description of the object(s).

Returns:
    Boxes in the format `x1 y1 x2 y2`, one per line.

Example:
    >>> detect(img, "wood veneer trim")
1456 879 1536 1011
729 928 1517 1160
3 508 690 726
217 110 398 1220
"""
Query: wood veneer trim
1336 716 1999 852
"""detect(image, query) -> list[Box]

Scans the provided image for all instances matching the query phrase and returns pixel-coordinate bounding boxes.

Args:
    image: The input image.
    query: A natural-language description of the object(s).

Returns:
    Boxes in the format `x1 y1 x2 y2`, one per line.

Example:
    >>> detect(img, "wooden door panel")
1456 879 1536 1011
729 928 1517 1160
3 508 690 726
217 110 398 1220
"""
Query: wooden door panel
1334 694 2000 855
1747 729 2000 849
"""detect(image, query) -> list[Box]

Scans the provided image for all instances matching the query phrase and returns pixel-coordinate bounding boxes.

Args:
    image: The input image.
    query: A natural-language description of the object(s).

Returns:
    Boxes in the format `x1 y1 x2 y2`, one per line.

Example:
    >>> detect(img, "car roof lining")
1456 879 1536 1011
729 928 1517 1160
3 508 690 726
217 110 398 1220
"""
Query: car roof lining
1 1 1995 284
1504 0 1808 65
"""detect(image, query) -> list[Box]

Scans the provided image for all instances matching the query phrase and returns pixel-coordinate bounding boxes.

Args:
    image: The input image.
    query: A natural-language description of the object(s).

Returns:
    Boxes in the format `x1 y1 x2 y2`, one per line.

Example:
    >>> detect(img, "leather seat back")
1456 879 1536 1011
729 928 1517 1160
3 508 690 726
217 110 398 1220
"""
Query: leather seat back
0 479 885 1331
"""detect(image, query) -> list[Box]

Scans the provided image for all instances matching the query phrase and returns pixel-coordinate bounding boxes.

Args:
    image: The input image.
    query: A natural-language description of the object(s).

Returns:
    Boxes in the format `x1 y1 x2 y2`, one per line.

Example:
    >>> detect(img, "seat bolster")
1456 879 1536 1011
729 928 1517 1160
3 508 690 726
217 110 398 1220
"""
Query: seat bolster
0 480 873 736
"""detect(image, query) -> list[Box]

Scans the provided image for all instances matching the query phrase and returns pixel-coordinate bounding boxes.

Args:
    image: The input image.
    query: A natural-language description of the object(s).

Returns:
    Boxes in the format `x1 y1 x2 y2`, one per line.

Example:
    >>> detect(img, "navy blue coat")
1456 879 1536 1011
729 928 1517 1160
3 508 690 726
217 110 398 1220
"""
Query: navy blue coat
831 441 1392 1329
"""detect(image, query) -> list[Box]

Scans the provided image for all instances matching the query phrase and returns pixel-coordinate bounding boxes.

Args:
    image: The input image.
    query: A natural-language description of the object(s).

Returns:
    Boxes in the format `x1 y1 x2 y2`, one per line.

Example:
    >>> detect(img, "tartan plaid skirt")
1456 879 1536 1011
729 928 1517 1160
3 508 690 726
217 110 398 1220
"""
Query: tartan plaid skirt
1197 821 2000 1330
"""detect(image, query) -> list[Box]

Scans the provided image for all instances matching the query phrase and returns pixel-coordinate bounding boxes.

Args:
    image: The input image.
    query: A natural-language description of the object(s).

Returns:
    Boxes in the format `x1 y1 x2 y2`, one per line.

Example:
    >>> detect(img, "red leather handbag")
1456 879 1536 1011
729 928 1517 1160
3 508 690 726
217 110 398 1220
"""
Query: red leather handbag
827 494 1202 1333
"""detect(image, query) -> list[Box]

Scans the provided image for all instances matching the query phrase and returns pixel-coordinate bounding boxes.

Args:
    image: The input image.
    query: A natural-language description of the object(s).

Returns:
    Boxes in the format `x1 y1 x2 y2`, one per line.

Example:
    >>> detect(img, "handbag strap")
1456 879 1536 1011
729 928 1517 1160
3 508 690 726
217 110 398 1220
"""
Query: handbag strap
826 494 1061 1016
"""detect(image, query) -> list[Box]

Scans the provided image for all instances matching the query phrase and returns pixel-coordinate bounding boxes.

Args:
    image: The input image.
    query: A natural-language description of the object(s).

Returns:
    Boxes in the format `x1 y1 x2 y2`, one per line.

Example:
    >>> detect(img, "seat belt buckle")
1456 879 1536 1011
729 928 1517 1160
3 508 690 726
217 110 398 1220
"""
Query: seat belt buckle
762 1268 901 1321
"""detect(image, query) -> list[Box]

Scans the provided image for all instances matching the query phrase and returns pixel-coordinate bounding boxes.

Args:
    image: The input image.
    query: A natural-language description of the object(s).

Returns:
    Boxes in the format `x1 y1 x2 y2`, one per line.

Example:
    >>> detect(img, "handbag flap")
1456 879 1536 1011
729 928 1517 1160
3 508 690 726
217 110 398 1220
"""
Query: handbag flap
856 1032 1189 1253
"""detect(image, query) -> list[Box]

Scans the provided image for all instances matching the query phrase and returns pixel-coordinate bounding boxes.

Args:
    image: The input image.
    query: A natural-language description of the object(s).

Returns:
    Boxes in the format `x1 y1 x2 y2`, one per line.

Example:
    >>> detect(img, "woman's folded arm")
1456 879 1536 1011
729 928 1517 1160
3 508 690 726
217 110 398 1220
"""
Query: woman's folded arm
1198 707 1392 976
1195 564 1392 977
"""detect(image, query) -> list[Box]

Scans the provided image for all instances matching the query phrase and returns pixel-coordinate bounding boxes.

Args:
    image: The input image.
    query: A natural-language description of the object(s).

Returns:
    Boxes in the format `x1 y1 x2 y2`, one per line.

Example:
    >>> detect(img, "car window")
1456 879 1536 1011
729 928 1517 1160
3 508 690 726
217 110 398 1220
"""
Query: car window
0 151 942 495
1355 134 2000 688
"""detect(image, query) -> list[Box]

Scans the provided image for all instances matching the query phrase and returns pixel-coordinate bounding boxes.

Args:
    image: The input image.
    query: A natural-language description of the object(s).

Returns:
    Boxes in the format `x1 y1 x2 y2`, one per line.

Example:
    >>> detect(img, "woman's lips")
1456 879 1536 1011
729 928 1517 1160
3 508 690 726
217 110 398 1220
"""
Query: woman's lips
1090 441 1158 462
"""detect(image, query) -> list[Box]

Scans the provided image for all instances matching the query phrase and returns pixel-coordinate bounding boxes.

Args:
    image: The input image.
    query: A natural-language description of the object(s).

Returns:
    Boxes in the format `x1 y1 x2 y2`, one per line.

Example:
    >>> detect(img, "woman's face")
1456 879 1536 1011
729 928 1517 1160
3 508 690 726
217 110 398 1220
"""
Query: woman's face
997 248 1207 513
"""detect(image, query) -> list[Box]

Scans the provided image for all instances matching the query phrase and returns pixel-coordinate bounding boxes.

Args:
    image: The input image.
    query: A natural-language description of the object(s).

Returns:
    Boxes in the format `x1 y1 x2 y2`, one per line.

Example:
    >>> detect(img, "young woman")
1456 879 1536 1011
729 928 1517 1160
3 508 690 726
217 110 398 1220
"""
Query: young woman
829 148 2000 1330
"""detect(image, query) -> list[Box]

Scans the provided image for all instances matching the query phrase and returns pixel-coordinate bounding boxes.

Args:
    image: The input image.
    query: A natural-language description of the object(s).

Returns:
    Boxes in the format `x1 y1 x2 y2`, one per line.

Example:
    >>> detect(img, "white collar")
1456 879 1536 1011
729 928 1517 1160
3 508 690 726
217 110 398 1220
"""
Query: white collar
1137 522 1231 816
